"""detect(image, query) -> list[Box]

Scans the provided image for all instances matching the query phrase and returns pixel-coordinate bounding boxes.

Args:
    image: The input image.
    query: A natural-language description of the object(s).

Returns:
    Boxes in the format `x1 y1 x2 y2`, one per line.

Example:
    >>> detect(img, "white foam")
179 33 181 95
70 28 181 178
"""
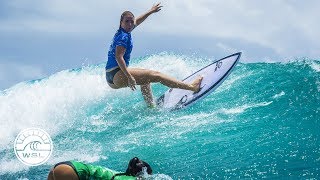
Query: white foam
272 91 285 99
316 80 320 92
220 101 273 115
77 114 116 133
0 66 111 150
156 112 215 128
143 173 173 180
309 61 320 72
132 53 203 80
0 158 30 175
111 112 226 151
154 111 232 139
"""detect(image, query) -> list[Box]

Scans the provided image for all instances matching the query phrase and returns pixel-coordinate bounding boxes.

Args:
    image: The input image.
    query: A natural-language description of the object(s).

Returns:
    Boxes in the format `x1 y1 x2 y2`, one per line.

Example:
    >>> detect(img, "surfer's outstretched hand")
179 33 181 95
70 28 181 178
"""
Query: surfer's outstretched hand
150 3 162 13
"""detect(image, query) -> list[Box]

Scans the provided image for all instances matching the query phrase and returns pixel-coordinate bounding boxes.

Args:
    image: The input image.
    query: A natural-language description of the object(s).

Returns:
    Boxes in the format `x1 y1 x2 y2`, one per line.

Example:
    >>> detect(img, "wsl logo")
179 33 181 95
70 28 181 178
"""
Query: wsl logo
14 128 53 166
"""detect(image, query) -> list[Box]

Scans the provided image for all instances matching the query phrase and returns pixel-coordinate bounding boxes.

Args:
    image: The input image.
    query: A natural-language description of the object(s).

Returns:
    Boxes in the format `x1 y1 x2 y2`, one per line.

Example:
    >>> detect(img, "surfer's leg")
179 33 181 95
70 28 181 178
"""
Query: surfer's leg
113 68 202 92
140 83 155 107
49 164 78 180
133 68 203 92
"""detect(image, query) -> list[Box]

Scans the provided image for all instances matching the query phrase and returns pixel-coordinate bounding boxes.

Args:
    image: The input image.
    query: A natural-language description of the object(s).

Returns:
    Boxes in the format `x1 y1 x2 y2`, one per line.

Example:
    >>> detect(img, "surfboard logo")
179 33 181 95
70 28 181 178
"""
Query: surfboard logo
14 128 53 166
174 95 188 109
214 61 223 72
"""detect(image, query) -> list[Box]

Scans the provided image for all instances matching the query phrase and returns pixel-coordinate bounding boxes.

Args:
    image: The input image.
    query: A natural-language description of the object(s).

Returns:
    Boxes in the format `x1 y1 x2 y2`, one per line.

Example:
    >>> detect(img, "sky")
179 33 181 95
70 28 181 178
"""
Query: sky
0 0 320 90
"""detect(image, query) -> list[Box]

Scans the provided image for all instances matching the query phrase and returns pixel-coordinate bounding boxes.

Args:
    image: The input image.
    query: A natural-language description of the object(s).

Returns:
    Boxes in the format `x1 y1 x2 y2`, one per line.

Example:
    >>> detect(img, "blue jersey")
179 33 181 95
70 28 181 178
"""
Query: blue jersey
106 28 133 70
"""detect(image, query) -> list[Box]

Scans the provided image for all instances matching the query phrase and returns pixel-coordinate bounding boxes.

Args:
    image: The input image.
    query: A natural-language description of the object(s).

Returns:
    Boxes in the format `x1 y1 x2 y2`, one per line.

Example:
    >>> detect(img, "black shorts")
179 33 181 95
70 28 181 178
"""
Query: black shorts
105 67 121 84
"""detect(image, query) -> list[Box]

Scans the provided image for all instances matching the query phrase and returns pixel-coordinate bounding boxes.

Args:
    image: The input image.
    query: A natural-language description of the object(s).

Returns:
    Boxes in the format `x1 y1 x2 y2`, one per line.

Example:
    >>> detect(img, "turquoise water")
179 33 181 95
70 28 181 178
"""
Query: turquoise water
0 53 319 179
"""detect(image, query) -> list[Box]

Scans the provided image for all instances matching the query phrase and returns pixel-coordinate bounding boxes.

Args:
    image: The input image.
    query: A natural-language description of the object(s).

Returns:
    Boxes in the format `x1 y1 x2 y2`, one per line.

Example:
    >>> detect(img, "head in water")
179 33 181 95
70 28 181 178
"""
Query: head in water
120 11 135 32
126 157 152 176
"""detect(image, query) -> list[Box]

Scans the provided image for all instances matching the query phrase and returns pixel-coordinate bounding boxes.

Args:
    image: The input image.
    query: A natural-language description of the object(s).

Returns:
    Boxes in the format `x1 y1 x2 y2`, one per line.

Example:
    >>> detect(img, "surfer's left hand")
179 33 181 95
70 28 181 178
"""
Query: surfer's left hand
128 75 137 91
150 2 162 13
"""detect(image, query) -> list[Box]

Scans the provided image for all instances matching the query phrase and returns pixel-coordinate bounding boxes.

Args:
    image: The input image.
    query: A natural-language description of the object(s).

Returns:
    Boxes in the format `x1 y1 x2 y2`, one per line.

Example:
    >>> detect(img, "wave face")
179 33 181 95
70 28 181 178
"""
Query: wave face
0 53 319 179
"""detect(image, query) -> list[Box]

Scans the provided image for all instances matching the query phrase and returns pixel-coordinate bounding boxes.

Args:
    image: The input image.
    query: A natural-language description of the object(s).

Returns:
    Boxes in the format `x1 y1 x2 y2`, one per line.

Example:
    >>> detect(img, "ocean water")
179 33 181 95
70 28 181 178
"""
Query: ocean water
0 53 319 179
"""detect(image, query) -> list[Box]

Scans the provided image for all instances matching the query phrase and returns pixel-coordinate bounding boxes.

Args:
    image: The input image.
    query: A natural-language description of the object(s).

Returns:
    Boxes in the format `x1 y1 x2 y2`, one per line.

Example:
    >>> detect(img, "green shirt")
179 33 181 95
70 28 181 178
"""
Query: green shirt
70 161 136 180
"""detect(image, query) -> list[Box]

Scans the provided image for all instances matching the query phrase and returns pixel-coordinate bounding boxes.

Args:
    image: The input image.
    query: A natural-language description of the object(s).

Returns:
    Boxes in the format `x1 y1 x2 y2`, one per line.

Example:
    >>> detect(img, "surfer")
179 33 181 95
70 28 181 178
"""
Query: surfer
47 157 152 180
105 3 203 107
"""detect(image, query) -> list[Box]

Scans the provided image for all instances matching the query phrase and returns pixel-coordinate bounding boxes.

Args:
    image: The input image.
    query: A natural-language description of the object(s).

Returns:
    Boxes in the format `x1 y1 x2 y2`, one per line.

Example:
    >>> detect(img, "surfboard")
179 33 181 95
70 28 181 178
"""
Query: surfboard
156 52 241 110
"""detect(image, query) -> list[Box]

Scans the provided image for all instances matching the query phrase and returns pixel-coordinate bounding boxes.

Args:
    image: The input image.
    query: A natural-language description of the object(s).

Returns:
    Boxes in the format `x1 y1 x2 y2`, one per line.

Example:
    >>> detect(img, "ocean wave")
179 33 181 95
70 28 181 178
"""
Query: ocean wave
1 53 319 179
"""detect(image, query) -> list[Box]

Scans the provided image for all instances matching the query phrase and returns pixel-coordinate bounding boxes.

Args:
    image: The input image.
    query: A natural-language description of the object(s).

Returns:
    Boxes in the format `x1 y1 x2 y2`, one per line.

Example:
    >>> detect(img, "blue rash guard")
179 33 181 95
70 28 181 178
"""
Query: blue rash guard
106 27 133 70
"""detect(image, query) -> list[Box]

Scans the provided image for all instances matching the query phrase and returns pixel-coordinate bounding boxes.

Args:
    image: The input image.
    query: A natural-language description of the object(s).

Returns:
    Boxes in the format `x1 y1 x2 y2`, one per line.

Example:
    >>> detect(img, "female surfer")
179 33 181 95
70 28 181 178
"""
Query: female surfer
47 157 152 180
105 3 203 107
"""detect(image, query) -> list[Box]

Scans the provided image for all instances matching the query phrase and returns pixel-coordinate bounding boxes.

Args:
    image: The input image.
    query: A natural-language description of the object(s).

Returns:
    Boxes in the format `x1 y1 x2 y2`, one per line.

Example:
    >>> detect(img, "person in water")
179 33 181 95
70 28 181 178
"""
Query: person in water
47 157 152 180
105 3 203 107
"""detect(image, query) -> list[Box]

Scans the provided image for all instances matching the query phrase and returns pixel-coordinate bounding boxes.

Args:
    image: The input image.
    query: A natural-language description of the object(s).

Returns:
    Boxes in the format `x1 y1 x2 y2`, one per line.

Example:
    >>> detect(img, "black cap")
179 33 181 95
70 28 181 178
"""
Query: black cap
126 157 152 176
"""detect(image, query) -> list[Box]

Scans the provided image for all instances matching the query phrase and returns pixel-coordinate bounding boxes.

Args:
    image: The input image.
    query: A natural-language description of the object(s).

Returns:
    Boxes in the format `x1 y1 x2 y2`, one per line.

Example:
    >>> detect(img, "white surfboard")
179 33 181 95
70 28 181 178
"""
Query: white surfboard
156 52 241 110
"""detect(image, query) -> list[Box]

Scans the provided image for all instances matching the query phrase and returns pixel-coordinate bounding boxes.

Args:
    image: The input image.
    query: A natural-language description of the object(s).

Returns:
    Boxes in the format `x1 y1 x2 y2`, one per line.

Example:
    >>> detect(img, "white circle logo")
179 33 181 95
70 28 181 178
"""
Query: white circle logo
14 128 53 166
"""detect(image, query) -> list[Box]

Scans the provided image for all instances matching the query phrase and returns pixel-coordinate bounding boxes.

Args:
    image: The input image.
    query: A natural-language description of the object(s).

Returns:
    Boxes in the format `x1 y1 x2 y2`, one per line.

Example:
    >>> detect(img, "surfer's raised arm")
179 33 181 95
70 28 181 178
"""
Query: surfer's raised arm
134 3 162 28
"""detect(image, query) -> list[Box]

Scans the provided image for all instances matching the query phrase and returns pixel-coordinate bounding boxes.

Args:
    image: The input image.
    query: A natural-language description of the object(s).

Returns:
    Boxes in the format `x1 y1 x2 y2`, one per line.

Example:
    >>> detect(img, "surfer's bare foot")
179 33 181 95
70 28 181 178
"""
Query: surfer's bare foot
190 76 203 93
